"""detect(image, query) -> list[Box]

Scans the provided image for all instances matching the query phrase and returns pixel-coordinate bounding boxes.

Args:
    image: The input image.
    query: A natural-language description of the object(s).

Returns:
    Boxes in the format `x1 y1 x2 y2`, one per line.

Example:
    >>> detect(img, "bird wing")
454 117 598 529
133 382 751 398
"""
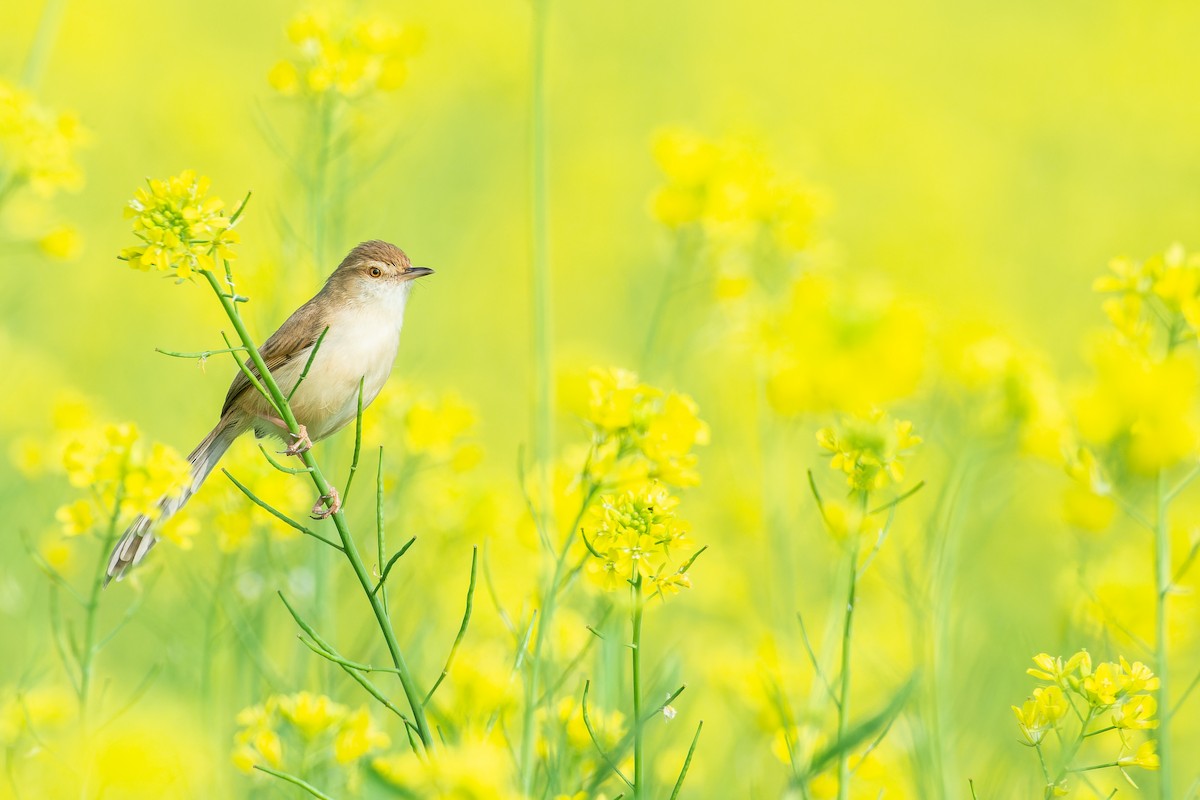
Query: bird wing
221 299 328 417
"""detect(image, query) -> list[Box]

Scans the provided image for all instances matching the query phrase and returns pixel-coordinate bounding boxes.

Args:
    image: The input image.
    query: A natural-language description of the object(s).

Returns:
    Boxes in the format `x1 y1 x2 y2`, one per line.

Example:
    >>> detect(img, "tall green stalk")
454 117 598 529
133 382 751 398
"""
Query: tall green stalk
631 576 646 799
1154 470 1171 799
199 268 434 750
519 0 556 791
22 0 68 90
835 494 866 800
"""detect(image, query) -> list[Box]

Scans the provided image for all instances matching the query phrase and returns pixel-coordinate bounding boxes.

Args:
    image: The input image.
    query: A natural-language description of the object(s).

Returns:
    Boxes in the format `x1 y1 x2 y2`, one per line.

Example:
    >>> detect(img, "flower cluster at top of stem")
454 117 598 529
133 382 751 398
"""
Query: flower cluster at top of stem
1014 651 1160 796
582 366 709 488
648 127 822 252
582 482 697 599
119 170 239 279
817 410 922 493
56 422 190 536
1094 243 1200 352
0 78 88 197
232 692 389 775
268 9 423 98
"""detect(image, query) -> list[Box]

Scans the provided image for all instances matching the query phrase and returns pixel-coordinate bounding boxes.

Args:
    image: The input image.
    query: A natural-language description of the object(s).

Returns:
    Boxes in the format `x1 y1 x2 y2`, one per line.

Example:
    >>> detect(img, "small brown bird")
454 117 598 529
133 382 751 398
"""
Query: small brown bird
105 240 432 584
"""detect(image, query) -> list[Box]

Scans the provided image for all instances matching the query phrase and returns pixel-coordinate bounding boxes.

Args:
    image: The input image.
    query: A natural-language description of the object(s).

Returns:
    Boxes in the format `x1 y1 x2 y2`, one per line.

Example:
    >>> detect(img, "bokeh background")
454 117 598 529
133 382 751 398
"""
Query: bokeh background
3 1 1200 798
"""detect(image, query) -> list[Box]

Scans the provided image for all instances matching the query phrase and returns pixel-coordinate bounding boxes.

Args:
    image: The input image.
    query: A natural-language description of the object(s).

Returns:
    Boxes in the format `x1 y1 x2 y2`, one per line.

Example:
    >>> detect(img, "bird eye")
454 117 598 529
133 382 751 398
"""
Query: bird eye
368 266 383 278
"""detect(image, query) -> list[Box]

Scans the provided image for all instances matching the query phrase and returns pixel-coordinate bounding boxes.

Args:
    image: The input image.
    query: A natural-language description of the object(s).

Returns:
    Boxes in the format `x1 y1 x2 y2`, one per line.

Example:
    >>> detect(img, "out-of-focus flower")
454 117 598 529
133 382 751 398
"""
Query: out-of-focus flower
0 79 88 197
764 273 926 416
817 410 922 493
1095 244 1200 349
373 736 525 799
648 128 824 254
38 224 82 260
58 422 190 533
232 692 387 776
120 170 239 279
270 9 423 99
1073 333 1199 474
579 367 709 488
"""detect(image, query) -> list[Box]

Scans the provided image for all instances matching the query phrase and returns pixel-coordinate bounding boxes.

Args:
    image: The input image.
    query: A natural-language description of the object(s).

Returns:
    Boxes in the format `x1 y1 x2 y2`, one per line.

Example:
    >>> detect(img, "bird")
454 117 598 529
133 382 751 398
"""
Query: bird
105 240 432 585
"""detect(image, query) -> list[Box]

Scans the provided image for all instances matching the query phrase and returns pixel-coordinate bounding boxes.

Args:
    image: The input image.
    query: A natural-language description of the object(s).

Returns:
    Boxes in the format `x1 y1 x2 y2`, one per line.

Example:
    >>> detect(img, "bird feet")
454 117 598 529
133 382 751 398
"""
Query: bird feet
311 486 341 520
281 424 313 456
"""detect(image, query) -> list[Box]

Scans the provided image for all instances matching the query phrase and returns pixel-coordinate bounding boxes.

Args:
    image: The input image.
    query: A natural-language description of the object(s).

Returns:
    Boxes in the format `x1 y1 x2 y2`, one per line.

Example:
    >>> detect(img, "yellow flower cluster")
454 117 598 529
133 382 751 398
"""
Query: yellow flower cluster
649 128 822 252
268 9 423 99
232 692 389 774
817 410 922 493
1072 332 1199 475
363 381 482 469
57 422 191 535
373 736 525 800
120 170 239 279
583 482 697 597
1094 243 1200 350
937 324 1069 460
583 367 709 488
0 79 87 197
1015 651 1160 778
764 273 926 415
187 442 310 552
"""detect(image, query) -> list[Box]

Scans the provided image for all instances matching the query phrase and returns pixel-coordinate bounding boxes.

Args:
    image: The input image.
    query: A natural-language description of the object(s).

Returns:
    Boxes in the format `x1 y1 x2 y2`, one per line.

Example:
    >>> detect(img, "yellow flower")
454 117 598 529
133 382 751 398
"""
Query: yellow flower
55 499 95 537
276 692 347 738
1012 685 1067 745
38 224 82 260
121 170 240 280
765 273 925 415
0 80 88 197
1117 740 1160 770
583 483 697 598
271 9 421 99
817 410 922 493
373 736 524 800
333 706 390 763
1113 694 1158 730
404 392 476 458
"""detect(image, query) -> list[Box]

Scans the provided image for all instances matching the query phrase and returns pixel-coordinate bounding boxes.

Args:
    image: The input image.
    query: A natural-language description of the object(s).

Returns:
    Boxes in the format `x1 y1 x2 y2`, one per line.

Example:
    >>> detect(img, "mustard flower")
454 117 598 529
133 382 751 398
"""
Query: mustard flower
582 482 699 599
373 736 525 800
816 410 922 493
269 9 422 99
0 79 88 197
1012 685 1068 746
120 170 239 279
1117 740 1160 770
582 367 709 487
58 422 190 531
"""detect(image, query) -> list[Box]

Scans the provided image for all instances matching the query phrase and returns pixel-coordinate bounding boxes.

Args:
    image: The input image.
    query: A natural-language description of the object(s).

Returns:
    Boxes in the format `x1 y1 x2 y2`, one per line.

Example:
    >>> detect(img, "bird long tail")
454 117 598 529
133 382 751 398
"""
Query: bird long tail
105 415 242 585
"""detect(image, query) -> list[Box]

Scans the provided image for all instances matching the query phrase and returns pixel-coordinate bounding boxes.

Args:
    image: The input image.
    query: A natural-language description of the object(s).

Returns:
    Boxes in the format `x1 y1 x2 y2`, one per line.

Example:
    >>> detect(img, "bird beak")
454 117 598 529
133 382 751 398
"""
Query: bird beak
403 266 434 280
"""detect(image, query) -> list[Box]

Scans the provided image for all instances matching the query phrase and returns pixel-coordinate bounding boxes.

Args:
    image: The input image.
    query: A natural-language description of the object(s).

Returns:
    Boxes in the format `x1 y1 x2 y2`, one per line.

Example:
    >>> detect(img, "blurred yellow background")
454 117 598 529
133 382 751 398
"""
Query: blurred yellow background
3 1 1200 798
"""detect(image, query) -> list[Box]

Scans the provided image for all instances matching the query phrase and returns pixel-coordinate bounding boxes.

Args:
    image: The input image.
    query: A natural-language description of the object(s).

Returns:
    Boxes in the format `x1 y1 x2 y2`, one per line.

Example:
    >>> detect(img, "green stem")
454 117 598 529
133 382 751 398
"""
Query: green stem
517 480 598 793
1155 469 1172 799
632 575 646 799
199 268 433 750
22 0 68 89
836 494 865 800
79 480 125 716
528 0 554 546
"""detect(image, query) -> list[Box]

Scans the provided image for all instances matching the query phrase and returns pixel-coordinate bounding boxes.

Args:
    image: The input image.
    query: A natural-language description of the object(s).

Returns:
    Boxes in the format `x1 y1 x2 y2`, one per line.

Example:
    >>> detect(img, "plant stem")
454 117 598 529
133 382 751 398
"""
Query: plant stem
22 0 68 90
1155 469 1172 799
631 575 646 799
199 268 434 750
836 494 865 800
528 0 554 535
79 482 124 716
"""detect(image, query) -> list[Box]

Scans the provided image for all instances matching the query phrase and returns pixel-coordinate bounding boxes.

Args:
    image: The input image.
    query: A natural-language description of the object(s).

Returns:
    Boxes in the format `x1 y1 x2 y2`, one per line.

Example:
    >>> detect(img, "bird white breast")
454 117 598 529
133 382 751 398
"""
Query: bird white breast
281 290 409 441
